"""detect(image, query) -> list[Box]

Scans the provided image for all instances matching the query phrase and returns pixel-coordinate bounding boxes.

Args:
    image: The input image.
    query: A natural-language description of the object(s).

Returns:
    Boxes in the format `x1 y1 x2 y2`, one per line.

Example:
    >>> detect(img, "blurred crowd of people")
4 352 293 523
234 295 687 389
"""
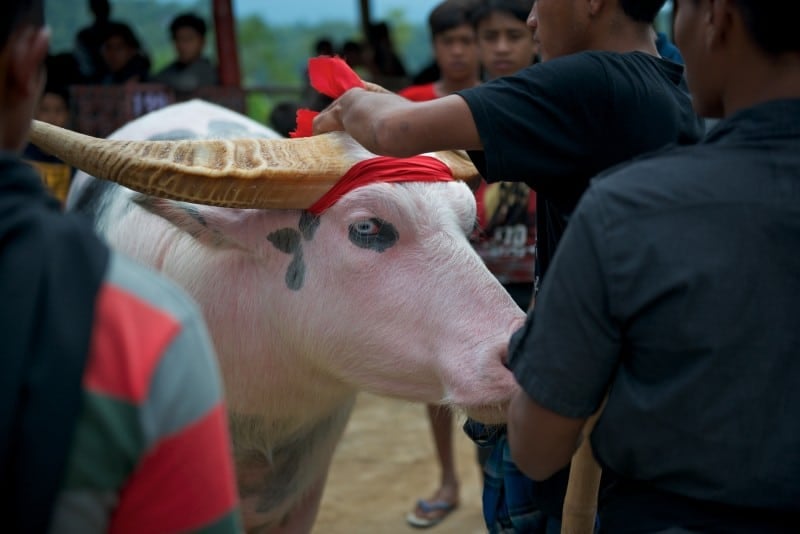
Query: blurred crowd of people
28 0 220 202
40 0 219 132
63 0 218 92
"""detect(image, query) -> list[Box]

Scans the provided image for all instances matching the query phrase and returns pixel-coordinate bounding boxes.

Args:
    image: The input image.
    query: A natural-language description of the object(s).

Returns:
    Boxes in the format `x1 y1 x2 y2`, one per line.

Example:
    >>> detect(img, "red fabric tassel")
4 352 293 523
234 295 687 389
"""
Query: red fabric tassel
308 56 366 98
290 109 318 138
291 56 366 138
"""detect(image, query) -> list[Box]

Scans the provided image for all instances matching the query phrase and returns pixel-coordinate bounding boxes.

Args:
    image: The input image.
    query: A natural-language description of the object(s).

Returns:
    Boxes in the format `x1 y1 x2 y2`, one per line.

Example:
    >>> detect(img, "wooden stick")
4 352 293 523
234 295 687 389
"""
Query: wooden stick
561 401 606 534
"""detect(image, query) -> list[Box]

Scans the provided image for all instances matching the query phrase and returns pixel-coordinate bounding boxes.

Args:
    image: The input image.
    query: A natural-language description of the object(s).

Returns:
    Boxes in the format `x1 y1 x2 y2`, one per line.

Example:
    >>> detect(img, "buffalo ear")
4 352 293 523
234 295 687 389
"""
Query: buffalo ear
134 196 241 250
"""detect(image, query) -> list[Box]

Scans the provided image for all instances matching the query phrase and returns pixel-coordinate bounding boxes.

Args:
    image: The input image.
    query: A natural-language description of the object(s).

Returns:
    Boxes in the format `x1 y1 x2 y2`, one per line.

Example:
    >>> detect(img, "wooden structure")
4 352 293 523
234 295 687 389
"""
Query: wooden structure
211 0 380 88
212 0 241 87
70 83 246 138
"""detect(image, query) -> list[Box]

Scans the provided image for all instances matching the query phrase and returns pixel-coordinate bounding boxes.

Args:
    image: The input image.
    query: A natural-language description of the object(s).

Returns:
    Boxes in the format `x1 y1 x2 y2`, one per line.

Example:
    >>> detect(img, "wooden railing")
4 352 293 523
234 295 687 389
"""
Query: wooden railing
69 83 303 138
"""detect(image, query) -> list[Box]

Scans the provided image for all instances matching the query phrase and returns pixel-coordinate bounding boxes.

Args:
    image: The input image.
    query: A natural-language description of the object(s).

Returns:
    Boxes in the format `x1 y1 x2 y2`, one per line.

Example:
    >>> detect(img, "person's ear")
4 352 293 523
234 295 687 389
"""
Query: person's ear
707 0 735 50
7 26 50 100
587 0 606 18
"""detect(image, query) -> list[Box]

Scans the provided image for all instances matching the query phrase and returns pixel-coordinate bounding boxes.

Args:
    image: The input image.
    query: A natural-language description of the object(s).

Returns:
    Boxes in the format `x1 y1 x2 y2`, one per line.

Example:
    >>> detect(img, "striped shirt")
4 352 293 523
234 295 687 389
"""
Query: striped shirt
49 253 242 534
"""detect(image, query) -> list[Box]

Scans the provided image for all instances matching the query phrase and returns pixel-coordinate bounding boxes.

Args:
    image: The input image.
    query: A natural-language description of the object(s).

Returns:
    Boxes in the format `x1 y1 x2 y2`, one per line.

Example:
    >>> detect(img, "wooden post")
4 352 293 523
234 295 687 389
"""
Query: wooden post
359 0 372 40
213 0 242 87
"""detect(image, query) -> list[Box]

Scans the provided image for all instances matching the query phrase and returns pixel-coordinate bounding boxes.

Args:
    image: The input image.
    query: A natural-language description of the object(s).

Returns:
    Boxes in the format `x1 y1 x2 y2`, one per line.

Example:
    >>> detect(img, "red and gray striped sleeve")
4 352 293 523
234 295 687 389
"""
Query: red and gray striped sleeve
49 253 241 534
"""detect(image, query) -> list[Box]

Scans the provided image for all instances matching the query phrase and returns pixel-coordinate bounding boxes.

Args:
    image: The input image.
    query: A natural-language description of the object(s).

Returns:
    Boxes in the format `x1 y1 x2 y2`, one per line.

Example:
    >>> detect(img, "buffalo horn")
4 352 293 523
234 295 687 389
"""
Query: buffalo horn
28 120 480 209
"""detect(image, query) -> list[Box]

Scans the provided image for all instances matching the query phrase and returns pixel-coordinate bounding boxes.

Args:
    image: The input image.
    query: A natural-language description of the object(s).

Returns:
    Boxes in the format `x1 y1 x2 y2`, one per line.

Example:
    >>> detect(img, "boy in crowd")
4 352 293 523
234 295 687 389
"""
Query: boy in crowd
154 13 218 96
96 21 150 85
470 0 539 312
399 1 481 102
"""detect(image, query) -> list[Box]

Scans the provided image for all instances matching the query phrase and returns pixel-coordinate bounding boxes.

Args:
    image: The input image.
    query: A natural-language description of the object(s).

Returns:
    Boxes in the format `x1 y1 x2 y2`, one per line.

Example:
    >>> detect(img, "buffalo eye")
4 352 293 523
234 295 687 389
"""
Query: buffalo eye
349 218 398 252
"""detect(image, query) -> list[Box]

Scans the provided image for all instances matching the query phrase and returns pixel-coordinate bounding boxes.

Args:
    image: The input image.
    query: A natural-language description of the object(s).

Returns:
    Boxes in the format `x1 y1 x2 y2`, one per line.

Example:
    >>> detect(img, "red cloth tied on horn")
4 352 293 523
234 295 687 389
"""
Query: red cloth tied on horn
308 156 453 215
290 56 454 215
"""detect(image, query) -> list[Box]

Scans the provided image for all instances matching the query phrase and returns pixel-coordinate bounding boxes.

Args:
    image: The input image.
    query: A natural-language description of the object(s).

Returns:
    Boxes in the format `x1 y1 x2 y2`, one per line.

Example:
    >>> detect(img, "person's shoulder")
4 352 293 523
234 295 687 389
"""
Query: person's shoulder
75 25 95 41
130 52 151 70
189 57 218 77
592 50 684 82
544 50 620 71
571 50 675 75
195 56 215 68
103 251 204 327
527 51 619 89
586 143 708 216
153 62 179 83
154 60 178 75
90 252 217 396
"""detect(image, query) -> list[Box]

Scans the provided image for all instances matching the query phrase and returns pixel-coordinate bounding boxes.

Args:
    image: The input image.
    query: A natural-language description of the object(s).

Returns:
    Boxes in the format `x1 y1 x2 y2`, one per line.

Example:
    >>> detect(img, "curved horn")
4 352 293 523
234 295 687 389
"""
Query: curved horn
29 121 368 209
29 121 480 209
430 149 482 188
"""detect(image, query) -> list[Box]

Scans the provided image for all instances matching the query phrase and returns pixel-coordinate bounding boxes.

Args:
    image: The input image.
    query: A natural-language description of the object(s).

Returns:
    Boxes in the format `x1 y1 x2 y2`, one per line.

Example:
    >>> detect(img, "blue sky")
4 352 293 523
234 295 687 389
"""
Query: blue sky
234 0 433 24
152 1 674 27
159 0 435 24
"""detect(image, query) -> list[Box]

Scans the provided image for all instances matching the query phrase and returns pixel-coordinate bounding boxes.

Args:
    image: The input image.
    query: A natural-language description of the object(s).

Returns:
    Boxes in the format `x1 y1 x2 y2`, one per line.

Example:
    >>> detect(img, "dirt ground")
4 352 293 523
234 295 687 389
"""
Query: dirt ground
313 393 487 534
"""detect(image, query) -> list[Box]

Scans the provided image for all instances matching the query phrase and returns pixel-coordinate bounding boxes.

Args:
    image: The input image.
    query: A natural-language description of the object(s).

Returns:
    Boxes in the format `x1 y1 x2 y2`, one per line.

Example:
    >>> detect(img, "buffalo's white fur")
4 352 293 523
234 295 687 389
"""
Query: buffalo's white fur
69 101 526 533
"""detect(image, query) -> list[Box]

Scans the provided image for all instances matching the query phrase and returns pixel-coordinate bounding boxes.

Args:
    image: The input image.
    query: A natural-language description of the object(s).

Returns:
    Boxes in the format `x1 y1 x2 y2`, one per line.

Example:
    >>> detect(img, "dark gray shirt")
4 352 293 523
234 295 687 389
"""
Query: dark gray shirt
154 57 218 94
510 99 800 512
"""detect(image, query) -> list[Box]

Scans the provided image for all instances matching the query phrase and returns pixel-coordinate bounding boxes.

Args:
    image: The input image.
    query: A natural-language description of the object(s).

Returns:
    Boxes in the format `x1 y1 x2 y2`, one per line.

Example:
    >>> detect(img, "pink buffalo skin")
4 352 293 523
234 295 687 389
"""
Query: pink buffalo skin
68 101 526 533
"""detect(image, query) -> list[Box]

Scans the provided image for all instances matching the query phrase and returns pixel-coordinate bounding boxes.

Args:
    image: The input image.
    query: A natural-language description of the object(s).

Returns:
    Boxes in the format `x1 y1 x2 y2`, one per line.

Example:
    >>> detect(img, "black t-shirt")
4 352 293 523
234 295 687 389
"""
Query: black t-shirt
459 50 705 285
511 100 800 525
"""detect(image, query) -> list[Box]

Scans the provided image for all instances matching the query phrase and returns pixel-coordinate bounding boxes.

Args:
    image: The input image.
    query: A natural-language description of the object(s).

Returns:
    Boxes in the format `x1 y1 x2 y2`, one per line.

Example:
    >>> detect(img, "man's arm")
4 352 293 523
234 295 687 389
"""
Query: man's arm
506 186 620 482
508 390 586 481
312 88 482 157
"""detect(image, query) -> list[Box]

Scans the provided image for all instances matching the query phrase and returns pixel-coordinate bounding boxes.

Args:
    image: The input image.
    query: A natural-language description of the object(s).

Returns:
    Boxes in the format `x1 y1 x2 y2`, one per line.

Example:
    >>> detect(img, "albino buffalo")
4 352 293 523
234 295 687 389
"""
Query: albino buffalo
31 100 525 533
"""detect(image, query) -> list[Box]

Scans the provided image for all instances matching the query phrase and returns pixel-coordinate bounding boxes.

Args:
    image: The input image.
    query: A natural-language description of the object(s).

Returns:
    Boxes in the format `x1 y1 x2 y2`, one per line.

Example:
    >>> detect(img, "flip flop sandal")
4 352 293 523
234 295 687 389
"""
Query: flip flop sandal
405 499 458 528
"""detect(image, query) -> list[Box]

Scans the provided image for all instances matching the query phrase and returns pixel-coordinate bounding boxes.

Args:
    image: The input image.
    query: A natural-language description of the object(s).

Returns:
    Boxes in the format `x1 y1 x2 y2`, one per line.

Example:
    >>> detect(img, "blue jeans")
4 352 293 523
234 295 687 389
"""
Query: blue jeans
464 419 563 533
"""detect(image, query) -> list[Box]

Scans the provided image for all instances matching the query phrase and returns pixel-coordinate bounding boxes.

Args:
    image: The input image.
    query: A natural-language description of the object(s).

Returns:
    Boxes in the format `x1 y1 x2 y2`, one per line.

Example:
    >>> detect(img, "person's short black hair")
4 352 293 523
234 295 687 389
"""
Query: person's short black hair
169 13 207 39
104 21 142 50
732 0 800 55
0 0 44 50
368 22 390 43
619 0 666 23
428 0 478 38
269 100 300 138
46 53 83 88
471 0 532 28
314 37 334 55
